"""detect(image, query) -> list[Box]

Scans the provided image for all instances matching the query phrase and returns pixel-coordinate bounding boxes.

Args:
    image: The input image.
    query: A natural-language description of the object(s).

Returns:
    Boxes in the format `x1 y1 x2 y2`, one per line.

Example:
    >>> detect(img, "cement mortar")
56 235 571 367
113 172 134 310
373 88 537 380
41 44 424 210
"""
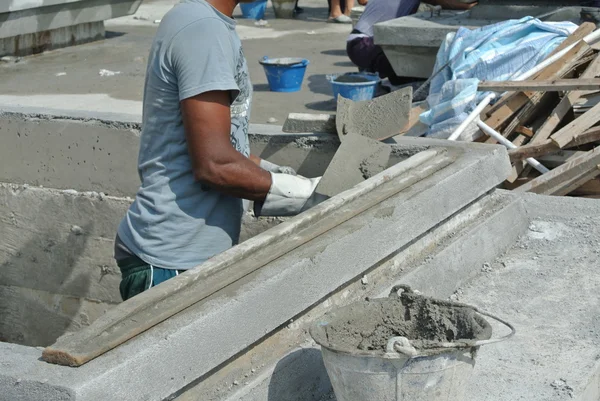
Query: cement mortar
315 291 491 354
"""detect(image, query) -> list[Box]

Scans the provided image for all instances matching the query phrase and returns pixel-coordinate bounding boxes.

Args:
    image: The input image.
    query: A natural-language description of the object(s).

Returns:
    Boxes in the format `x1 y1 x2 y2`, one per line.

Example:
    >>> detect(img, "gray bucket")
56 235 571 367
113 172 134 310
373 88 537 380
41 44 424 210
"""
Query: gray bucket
310 285 515 401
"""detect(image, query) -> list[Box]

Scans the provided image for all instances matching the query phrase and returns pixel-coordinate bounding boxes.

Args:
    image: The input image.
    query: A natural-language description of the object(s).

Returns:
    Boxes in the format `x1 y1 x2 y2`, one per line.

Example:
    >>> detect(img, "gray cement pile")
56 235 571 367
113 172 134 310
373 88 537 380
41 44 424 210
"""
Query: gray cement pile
314 289 492 355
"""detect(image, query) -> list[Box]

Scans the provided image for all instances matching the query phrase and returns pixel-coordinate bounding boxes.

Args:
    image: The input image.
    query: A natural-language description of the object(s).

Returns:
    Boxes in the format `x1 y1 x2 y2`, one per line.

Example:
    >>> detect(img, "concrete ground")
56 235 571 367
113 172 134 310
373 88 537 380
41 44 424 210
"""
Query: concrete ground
0 0 359 124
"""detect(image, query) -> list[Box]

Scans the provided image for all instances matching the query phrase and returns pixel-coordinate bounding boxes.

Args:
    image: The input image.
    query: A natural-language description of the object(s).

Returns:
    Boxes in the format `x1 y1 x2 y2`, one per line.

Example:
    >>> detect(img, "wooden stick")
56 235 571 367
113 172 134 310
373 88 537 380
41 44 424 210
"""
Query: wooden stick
478 78 600 92
508 126 600 162
514 146 600 195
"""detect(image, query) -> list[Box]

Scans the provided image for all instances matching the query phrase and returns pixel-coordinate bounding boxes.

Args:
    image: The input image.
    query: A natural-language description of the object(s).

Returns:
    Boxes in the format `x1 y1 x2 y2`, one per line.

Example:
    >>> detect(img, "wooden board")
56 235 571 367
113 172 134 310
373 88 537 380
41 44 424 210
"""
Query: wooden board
551 100 600 148
478 78 600 92
530 54 600 146
514 146 600 195
482 25 595 143
483 23 596 119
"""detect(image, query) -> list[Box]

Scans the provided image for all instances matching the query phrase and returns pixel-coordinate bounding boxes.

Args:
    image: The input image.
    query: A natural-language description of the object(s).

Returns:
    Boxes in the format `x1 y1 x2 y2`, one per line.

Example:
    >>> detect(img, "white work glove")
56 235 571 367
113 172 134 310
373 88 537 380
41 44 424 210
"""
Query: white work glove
259 159 297 176
254 173 323 217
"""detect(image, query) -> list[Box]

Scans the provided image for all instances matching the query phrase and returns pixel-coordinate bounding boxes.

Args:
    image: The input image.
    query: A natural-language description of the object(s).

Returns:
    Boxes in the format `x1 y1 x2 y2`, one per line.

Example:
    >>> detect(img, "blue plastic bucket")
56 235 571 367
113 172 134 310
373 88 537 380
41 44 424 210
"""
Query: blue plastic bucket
240 0 267 19
259 57 309 92
327 72 380 101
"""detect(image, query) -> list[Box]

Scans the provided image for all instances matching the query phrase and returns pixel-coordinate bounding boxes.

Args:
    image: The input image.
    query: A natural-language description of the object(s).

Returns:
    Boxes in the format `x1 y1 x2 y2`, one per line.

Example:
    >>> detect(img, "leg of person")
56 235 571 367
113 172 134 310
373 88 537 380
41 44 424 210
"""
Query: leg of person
328 0 352 22
118 255 184 301
344 0 354 16
346 37 379 72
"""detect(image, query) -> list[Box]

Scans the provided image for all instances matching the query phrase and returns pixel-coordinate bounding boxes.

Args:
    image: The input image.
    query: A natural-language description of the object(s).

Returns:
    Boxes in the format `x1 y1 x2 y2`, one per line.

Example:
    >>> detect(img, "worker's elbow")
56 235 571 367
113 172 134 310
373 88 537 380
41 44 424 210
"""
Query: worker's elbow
192 160 223 186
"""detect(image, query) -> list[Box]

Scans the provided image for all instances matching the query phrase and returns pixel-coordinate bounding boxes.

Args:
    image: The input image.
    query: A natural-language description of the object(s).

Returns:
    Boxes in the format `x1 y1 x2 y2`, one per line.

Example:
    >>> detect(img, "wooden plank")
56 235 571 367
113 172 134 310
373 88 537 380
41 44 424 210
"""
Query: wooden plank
484 23 596 118
530 53 600 146
551 100 600 148
514 146 600 195
553 165 600 196
478 78 600 92
516 126 534 137
483 28 594 142
569 177 600 195
508 126 600 162
483 93 530 131
395 103 427 137
41 149 445 367
538 150 586 168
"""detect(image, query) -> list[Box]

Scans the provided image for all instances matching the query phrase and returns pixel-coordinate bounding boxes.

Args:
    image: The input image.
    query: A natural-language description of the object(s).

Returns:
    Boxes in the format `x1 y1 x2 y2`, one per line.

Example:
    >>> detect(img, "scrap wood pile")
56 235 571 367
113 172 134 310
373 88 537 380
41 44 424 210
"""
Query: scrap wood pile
475 22 600 198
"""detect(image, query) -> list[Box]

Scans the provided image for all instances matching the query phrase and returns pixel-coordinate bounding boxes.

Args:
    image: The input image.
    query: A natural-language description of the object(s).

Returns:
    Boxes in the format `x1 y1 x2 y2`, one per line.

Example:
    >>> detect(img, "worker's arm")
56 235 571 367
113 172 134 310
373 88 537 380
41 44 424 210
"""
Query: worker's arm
424 0 477 10
181 90 272 201
182 91 320 215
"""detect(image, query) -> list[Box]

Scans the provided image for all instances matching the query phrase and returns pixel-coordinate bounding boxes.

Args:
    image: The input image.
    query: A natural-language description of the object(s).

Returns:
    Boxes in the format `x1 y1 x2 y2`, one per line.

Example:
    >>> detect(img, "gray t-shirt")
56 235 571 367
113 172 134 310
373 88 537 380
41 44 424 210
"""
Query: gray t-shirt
117 0 252 270
352 0 420 39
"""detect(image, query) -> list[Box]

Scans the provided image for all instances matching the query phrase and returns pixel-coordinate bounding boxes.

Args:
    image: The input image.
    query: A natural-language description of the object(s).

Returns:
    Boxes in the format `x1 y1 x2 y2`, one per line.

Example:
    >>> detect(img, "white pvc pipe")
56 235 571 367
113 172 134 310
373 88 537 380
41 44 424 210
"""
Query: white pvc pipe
448 28 600 142
447 93 496 141
477 120 549 174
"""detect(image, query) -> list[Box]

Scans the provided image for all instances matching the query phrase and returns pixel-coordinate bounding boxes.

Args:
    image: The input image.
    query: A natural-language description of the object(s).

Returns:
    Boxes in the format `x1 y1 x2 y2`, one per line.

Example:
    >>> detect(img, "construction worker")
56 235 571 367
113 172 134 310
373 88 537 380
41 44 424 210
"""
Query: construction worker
114 0 321 301
346 0 477 84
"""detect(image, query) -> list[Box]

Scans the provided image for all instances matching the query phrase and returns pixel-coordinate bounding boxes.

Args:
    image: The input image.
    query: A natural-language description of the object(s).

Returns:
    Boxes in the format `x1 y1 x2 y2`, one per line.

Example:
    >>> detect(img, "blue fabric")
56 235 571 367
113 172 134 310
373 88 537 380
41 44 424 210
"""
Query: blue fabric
117 0 252 270
420 17 577 138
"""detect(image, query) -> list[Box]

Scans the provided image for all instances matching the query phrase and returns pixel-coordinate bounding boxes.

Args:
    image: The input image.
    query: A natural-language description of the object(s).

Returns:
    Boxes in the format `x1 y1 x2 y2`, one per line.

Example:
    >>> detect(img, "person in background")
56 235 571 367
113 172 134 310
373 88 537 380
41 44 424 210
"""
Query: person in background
346 0 477 83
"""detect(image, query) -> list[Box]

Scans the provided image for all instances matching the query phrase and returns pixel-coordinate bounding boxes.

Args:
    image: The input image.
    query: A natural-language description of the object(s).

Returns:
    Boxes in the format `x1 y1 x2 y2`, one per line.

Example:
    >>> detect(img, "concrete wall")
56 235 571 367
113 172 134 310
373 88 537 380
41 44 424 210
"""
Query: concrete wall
0 112 339 197
0 112 342 347
0 185 128 346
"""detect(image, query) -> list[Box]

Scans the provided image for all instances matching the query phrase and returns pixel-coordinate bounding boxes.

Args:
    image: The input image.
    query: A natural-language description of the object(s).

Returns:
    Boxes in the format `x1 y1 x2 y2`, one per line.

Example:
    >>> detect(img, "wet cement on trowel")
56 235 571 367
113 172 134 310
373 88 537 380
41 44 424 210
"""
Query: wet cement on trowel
318 292 492 354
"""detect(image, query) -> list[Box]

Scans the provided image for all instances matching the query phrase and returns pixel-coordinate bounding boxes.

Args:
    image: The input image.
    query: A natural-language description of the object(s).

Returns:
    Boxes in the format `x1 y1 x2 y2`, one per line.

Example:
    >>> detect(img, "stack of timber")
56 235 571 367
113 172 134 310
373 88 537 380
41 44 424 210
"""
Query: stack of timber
476 23 600 198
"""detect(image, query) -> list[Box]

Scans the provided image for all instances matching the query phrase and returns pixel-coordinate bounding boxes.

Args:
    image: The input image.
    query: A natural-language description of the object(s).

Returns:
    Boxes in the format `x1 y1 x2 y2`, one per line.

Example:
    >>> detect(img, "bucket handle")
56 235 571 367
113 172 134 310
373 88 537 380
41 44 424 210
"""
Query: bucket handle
388 285 516 350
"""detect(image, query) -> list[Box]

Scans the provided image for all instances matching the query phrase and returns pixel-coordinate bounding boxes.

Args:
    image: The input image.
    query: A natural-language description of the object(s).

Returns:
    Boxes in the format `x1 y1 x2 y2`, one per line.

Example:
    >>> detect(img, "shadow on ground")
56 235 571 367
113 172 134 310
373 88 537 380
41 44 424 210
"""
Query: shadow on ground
306 99 337 112
334 60 355 67
308 74 332 96
267 348 333 401
254 83 271 92
321 49 347 56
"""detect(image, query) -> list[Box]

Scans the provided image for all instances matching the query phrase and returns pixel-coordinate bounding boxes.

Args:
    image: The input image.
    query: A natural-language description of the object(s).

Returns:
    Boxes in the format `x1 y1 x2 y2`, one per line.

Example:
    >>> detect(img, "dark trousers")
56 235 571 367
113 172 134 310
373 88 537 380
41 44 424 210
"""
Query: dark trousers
346 36 409 85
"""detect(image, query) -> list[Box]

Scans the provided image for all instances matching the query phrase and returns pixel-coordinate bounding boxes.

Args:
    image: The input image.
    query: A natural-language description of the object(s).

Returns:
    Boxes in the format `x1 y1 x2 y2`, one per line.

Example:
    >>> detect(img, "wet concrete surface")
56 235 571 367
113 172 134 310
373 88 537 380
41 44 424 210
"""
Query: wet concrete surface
0 0 357 123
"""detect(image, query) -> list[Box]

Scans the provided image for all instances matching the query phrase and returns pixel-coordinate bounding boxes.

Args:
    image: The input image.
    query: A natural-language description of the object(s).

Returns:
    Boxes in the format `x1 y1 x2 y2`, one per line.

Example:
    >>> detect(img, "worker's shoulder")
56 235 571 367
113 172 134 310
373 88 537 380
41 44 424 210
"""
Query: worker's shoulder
161 0 234 34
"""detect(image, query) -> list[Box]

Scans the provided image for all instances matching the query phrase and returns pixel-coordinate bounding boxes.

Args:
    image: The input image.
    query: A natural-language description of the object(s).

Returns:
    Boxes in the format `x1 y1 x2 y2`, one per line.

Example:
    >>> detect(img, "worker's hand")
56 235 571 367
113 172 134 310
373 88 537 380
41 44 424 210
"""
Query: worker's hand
259 159 297 176
254 173 323 217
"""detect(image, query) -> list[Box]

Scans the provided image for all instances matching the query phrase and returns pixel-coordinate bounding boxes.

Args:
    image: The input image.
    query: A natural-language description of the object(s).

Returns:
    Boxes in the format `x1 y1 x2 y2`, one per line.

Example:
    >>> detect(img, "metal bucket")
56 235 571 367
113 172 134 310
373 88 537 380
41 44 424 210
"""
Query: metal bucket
310 285 515 401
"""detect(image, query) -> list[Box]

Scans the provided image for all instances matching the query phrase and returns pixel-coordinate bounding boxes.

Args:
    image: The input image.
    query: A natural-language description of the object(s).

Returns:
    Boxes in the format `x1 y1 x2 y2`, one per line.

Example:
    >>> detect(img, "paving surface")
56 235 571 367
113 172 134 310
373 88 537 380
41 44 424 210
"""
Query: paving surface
0 0 357 124
461 214 600 400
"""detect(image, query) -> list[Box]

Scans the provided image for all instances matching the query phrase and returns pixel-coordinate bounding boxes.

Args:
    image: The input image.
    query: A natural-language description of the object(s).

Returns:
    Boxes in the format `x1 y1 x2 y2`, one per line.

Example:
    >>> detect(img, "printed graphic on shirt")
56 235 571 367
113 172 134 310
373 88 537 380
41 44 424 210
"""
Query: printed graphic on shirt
230 47 252 157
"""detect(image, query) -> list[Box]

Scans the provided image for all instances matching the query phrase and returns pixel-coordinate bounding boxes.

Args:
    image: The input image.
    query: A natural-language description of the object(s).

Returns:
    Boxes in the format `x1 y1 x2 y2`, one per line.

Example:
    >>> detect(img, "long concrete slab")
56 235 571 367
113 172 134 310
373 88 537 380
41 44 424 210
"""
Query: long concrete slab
373 5 586 78
0 138 512 400
0 0 142 56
